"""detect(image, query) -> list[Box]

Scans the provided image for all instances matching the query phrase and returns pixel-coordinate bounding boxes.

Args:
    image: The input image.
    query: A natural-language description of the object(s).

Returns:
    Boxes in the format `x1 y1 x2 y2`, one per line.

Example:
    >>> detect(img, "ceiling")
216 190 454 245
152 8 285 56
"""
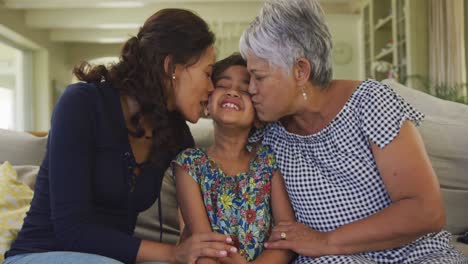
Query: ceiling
0 0 360 46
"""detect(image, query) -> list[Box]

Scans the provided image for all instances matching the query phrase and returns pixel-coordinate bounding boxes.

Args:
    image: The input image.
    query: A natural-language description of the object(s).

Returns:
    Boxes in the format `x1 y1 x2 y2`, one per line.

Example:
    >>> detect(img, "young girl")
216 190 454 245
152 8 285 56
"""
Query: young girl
173 53 296 264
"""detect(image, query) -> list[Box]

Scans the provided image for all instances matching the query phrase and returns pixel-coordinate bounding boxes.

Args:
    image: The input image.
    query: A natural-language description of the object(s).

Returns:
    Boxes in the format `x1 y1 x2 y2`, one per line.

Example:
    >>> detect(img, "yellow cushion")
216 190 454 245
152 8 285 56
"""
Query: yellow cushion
0 161 34 261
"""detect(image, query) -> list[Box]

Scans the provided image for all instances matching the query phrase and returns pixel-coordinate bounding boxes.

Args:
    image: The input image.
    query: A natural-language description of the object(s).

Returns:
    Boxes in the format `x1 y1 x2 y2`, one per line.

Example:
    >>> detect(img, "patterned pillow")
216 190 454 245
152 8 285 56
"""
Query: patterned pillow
0 161 34 261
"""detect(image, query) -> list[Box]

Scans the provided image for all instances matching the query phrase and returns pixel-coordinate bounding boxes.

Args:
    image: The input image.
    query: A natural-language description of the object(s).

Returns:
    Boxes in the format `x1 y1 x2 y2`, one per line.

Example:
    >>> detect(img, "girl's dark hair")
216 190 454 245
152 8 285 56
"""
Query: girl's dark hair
211 53 246 84
73 9 215 168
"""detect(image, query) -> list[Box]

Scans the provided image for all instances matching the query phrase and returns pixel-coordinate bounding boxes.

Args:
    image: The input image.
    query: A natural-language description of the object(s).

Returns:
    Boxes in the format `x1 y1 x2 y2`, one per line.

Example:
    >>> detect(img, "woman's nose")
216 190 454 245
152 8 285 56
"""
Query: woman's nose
207 81 215 93
248 80 257 95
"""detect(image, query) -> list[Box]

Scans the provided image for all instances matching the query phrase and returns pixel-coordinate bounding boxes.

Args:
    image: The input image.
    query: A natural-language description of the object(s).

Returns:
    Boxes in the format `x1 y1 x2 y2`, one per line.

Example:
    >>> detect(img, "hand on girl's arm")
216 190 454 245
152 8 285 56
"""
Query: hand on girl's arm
136 232 234 264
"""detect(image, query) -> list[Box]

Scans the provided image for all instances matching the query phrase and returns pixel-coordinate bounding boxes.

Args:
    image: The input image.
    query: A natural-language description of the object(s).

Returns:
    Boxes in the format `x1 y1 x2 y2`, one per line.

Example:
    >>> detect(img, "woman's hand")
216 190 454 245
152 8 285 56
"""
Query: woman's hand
265 221 332 257
172 232 236 264
219 252 249 264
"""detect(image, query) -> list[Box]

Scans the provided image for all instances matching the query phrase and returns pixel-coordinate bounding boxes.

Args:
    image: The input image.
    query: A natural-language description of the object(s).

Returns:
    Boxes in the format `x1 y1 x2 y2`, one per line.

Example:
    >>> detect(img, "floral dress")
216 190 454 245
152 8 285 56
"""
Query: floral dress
173 145 278 261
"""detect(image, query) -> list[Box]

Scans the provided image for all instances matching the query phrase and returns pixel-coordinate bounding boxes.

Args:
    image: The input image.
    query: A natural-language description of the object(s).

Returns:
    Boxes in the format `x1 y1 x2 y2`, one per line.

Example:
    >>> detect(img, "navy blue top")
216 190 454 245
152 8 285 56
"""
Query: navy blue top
6 82 166 263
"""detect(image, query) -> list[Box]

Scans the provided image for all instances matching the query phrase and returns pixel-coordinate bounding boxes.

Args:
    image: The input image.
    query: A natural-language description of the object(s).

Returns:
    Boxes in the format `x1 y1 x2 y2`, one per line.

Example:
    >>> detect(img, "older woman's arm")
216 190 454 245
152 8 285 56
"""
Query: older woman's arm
266 120 445 256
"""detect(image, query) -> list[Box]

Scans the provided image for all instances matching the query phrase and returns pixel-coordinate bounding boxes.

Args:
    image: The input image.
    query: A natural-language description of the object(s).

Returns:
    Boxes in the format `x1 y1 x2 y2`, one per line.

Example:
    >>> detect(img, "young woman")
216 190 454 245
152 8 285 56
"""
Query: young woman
173 54 296 264
4 9 235 264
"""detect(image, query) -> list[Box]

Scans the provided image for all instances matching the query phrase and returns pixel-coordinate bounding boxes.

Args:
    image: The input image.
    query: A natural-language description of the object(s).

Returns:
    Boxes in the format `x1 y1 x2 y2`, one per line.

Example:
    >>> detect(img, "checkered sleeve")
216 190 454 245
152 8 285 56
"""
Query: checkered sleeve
358 81 424 148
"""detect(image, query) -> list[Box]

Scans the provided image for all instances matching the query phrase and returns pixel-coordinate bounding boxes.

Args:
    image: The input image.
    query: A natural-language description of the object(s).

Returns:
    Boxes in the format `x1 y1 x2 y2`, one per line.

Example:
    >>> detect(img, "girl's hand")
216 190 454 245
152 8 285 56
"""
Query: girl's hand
219 252 248 264
172 232 236 264
265 221 333 257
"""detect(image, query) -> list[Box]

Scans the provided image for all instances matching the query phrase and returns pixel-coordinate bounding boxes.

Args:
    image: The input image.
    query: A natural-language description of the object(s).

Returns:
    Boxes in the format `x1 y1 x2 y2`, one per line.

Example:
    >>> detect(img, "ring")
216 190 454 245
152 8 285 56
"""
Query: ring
280 232 287 240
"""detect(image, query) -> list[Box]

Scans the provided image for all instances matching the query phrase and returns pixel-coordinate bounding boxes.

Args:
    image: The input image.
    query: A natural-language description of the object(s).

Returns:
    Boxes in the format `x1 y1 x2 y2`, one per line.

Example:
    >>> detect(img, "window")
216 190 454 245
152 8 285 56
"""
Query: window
0 87 13 129
0 41 33 130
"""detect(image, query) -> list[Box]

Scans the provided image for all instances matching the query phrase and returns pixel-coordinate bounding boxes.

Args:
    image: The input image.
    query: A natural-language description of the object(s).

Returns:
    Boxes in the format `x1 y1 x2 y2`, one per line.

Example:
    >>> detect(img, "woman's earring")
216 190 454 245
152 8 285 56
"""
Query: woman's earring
301 86 308 100
172 75 176 80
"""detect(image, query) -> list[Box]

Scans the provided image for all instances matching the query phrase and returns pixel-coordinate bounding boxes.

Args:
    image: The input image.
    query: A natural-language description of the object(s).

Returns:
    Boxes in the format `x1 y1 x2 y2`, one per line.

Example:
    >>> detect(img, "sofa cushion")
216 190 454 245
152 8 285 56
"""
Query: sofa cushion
134 119 215 243
383 79 468 235
12 165 39 190
0 161 34 262
0 129 47 166
454 235 468 256
134 169 180 244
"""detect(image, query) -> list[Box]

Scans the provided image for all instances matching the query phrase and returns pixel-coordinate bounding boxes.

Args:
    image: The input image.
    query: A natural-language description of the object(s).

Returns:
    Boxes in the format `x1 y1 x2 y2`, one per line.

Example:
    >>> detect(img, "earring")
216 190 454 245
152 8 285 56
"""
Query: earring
301 86 308 100
172 75 176 80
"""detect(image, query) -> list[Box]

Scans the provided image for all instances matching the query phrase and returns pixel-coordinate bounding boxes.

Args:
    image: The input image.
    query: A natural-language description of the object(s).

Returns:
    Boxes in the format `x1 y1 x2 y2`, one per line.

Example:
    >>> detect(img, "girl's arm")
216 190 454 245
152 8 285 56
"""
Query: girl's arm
175 164 233 264
252 171 296 264
178 208 191 244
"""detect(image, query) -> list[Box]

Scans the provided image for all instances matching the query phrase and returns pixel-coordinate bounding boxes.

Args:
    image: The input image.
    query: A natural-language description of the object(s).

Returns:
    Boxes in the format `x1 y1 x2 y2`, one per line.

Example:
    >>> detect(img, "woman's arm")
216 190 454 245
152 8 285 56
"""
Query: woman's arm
266 121 444 256
253 171 296 263
49 85 143 263
326 120 444 253
175 164 235 264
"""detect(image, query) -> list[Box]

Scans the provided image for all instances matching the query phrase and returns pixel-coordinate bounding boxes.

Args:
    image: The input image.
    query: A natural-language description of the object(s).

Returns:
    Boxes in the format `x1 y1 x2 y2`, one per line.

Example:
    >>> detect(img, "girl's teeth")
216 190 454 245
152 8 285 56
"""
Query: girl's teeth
222 103 239 110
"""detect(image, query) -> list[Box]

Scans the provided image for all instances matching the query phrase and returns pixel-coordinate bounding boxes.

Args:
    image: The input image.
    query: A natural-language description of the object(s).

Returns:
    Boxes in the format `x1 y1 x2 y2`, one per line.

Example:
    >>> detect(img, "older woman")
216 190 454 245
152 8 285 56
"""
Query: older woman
240 0 468 263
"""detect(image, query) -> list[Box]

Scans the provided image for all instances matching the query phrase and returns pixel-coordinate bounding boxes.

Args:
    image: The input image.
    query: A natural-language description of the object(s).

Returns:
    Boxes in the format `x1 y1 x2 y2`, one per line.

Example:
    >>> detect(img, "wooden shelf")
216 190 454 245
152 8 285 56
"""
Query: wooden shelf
397 39 406 46
375 47 394 60
374 15 393 31
361 0 428 85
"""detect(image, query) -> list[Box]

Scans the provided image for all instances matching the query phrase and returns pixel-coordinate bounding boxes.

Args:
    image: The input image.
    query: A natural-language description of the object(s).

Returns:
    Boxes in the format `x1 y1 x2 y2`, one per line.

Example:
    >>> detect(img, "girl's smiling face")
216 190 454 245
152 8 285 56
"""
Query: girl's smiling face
208 65 254 128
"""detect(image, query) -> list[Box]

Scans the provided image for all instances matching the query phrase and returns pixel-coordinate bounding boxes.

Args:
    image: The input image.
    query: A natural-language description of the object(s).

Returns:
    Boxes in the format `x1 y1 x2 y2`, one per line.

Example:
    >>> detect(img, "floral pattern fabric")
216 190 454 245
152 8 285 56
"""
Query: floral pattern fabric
173 145 278 261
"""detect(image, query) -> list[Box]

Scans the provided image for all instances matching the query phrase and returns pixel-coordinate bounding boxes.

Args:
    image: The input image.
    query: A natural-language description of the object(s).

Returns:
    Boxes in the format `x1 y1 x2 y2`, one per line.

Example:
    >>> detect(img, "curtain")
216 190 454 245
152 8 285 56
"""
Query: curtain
429 0 466 96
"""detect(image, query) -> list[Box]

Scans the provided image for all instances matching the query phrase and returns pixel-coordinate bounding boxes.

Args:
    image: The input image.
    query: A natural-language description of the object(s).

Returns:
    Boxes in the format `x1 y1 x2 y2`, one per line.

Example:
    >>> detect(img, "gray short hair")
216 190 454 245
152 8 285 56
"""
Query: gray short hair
240 0 333 87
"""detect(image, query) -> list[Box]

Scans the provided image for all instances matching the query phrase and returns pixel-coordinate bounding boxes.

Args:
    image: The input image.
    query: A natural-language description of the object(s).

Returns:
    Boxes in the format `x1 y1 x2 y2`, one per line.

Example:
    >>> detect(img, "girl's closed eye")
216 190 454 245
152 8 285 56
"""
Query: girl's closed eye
240 90 252 97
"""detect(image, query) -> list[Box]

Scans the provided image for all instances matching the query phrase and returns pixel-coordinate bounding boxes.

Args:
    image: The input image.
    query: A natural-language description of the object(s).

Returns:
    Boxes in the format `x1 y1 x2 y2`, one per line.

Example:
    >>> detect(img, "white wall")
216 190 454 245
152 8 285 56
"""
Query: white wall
0 76 15 89
326 14 362 80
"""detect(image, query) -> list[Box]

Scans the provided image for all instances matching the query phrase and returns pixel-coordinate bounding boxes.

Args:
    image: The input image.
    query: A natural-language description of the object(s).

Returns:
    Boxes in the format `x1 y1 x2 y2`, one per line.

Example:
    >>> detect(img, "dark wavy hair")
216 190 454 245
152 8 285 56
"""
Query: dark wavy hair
211 53 247 84
73 9 215 168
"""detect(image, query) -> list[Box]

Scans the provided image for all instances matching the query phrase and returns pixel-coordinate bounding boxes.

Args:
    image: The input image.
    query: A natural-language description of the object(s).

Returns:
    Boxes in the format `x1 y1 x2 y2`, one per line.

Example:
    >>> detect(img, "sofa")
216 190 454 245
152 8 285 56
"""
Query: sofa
0 79 467 260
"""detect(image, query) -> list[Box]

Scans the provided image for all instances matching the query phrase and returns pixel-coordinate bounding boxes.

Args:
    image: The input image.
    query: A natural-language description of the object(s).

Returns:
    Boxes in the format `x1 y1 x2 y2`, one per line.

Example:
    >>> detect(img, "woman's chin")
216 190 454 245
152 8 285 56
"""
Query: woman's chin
185 115 199 124
184 111 201 124
256 112 274 123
